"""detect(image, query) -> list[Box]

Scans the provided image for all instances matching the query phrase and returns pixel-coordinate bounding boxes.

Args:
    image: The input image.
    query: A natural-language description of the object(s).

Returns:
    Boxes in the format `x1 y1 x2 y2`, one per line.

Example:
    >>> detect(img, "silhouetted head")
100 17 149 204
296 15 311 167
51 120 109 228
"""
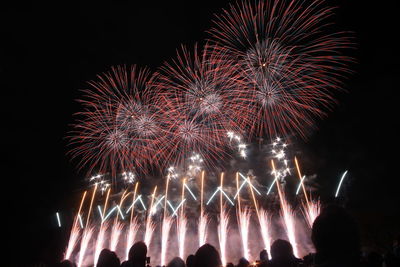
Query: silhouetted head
260 249 269 261
312 205 359 264
226 263 234 267
97 248 120 267
270 239 294 261
194 244 222 267
186 254 195 267
129 241 148 264
167 257 186 267
238 257 250 267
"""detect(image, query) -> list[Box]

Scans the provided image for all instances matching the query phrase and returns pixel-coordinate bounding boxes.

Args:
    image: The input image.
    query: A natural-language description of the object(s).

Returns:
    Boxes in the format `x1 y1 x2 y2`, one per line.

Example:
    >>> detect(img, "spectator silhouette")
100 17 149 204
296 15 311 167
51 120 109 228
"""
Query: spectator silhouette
260 249 269 262
167 257 186 267
259 249 270 267
237 257 250 267
312 205 360 267
96 248 120 267
121 241 148 267
226 263 234 267
194 244 222 267
186 254 195 267
269 239 300 267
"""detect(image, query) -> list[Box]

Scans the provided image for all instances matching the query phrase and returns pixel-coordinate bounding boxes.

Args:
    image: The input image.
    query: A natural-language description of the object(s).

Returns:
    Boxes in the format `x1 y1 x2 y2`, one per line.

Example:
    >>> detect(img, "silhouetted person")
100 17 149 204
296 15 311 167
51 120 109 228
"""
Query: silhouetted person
121 241 148 267
312 205 360 267
237 257 250 267
97 248 120 267
259 249 270 267
167 257 186 267
226 263 234 267
186 254 195 267
194 244 222 267
269 239 300 267
260 249 269 262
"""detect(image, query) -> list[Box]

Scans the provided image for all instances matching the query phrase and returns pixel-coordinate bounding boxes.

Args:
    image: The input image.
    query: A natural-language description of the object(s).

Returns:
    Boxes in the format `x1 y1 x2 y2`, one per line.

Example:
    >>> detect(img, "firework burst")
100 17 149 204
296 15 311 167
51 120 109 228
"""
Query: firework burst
209 0 353 138
69 65 163 175
153 44 251 168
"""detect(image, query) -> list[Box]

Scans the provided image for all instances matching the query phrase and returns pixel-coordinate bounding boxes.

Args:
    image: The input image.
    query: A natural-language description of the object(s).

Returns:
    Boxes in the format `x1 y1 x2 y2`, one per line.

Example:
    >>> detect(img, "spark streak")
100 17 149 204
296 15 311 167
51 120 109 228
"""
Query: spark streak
198 171 208 247
77 226 94 267
56 212 61 227
218 173 229 266
236 173 251 260
272 160 299 258
144 186 157 247
65 191 87 260
335 170 348 197
177 179 187 259
126 182 140 260
95 188 111 265
161 177 172 266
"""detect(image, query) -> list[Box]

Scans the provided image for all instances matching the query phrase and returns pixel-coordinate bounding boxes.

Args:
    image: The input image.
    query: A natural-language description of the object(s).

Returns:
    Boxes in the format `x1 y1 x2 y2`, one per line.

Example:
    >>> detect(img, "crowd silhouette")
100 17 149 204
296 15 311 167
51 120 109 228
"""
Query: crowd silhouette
56 205 399 267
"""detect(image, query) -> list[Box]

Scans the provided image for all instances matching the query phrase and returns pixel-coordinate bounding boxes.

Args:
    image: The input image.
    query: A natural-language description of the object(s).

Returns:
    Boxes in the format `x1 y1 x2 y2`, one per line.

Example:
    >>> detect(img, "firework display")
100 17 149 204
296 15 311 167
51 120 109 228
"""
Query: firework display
62 139 346 266
63 0 353 266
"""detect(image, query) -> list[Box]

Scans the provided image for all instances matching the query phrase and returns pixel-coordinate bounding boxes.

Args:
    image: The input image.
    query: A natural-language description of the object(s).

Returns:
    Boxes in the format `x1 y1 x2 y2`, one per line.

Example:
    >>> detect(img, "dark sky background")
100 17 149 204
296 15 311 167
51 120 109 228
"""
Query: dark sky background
2 0 399 265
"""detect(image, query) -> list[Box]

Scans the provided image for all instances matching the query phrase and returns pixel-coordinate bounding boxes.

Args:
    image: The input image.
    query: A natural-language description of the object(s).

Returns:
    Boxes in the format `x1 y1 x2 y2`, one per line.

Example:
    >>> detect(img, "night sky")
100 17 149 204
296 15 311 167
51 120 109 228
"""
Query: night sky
2 0 399 265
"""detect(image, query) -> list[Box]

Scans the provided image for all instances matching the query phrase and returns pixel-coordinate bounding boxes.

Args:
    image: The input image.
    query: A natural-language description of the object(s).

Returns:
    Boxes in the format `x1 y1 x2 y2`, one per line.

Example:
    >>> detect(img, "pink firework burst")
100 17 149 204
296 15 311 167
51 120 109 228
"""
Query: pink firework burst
153 44 249 167
209 0 353 138
69 65 163 175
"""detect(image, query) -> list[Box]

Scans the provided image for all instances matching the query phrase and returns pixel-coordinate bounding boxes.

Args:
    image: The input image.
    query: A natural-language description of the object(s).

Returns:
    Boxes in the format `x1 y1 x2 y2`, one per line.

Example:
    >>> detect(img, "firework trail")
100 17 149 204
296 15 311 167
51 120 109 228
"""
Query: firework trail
209 0 353 139
237 207 251 260
94 222 109 265
272 160 299 257
125 182 140 260
335 170 348 197
144 186 157 247
65 191 87 260
110 221 124 252
109 190 128 251
295 157 310 205
69 65 163 176
244 172 272 260
218 208 229 266
161 177 172 266
302 198 321 228
236 172 251 260
218 173 229 266
65 218 81 260
177 179 187 259
125 218 140 260
279 196 298 257
198 171 209 247
77 226 95 267
94 188 111 264
259 209 272 259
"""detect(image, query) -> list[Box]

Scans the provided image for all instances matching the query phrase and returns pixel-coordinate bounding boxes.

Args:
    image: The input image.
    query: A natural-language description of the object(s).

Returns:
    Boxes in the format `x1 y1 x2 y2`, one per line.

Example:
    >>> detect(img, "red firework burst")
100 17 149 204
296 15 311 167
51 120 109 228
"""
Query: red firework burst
208 0 353 139
69 65 163 176
152 44 251 168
